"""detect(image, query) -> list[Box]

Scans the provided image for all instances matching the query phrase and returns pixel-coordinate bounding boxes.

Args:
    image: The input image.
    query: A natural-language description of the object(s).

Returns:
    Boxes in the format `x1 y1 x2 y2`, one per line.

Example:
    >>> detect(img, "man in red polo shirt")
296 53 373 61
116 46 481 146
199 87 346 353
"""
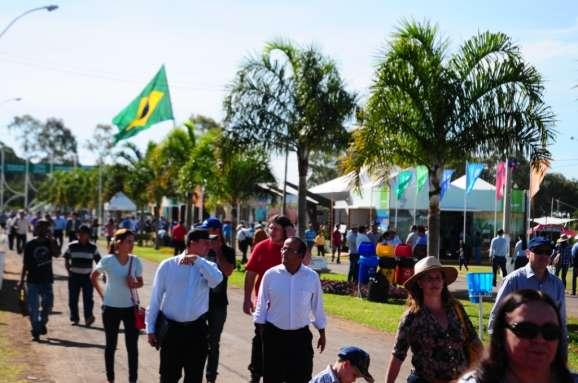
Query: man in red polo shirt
171 221 187 255
243 215 294 383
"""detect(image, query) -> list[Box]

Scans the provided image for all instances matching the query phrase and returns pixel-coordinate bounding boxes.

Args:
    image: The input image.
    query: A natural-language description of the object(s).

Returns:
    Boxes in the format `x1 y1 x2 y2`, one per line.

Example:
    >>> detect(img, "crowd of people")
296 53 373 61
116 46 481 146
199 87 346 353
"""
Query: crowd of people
8 210 578 383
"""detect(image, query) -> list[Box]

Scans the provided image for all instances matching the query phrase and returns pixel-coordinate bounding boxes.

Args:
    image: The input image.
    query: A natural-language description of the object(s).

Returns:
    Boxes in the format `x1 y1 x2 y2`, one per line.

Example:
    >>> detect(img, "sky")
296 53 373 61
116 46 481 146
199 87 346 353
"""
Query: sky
1 0 578 185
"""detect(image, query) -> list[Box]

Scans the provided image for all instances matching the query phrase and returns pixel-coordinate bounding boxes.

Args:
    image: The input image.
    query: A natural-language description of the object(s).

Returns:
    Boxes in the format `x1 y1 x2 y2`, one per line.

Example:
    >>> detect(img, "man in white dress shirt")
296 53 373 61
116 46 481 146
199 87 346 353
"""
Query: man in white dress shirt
254 236 327 383
146 228 223 383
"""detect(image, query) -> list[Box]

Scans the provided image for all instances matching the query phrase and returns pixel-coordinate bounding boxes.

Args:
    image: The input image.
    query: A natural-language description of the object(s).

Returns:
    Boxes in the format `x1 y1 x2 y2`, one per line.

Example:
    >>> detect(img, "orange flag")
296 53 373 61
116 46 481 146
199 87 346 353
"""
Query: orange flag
529 160 549 198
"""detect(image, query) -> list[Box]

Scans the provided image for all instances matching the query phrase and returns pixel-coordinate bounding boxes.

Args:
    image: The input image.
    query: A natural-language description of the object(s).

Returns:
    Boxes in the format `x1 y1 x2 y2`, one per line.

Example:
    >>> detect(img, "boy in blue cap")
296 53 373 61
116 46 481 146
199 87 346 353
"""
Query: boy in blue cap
310 346 374 383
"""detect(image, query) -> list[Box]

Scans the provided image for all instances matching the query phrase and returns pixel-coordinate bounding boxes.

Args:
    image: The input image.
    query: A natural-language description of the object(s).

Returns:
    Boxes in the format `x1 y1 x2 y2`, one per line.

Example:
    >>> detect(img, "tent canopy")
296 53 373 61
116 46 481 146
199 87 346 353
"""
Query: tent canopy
532 217 577 225
105 192 137 212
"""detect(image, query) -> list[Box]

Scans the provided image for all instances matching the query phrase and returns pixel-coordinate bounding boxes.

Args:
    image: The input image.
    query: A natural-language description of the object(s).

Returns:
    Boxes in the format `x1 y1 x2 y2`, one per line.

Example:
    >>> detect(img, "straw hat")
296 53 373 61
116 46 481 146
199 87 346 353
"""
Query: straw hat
403 256 458 290
556 234 569 244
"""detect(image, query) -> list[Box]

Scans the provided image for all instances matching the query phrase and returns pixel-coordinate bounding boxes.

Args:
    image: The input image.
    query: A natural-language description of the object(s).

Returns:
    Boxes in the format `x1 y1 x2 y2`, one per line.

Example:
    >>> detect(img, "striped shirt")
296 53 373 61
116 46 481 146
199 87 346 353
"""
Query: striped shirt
64 241 101 274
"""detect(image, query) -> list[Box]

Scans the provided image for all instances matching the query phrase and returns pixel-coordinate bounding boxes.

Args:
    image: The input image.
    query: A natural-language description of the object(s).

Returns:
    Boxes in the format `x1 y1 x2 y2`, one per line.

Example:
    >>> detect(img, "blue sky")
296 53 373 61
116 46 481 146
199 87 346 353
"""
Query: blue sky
1 0 578 183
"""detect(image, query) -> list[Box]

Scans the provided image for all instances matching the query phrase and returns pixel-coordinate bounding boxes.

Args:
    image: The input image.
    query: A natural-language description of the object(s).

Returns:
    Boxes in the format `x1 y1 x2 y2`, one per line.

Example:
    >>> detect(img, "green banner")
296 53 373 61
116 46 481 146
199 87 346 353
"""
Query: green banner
2 163 94 174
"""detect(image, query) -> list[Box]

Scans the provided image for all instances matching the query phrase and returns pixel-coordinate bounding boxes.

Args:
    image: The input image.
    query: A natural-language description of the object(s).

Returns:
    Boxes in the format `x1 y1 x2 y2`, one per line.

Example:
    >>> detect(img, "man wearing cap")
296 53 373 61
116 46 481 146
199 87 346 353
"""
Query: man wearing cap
553 234 572 288
200 218 236 383
489 229 509 286
488 236 567 352
310 346 374 383
146 228 223 383
63 224 101 326
17 219 61 340
244 214 295 383
254 236 327 383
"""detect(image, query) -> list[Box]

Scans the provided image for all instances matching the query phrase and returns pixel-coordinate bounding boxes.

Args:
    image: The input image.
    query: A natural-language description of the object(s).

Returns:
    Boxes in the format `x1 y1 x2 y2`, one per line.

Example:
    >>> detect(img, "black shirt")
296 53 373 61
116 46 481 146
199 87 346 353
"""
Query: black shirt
207 244 236 307
23 238 60 284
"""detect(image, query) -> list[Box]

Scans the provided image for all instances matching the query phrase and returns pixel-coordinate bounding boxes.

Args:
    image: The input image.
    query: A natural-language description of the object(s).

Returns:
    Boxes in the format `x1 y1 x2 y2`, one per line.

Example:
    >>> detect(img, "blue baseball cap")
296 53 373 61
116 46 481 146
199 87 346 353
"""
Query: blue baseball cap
528 236 553 251
338 346 374 382
200 217 222 230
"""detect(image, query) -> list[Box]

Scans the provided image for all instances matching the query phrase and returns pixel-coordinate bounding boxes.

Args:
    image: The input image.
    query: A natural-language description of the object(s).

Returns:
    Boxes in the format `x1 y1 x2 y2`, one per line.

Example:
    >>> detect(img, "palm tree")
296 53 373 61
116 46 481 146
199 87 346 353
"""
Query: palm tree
224 39 356 236
343 20 555 257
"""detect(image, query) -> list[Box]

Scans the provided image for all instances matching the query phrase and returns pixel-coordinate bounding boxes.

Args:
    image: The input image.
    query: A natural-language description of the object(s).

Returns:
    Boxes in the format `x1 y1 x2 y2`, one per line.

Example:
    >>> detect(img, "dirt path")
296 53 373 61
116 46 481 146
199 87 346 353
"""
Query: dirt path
1 245 410 382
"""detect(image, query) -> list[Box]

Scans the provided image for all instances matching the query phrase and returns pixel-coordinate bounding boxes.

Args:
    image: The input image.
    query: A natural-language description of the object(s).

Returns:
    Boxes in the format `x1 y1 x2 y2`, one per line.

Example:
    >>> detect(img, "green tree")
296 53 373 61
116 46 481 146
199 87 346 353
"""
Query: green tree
344 21 554 257
308 151 342 186
224 39 356 236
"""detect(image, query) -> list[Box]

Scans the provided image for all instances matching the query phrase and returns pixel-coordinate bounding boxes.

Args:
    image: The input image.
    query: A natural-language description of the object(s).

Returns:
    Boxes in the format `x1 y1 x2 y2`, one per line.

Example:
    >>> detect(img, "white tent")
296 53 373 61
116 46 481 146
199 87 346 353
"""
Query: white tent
532 217 577 225
105 192 137 212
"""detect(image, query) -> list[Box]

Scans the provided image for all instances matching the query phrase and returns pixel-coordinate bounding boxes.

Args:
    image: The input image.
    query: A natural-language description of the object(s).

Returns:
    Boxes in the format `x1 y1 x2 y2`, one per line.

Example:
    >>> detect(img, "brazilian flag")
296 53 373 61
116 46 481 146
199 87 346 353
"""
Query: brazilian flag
112 65 174 144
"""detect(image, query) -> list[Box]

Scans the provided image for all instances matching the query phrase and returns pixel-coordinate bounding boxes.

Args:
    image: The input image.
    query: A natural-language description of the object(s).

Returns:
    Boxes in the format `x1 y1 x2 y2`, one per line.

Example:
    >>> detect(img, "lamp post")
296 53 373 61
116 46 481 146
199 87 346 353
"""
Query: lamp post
0 5 59 40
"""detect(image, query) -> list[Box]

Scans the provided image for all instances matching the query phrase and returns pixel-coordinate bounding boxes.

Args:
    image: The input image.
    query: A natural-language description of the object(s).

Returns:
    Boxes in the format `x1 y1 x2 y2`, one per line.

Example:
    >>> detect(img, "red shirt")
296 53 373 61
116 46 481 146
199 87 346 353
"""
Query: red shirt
332 230 342 246
245 238 282 295
171 224 187 242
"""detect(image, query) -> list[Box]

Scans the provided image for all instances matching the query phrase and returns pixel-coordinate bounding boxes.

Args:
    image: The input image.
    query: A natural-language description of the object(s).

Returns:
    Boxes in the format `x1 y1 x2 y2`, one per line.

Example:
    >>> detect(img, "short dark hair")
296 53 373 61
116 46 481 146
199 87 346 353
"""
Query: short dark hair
287 236 307 257
187 228 214 244
497 229 504 235
271 215 293 229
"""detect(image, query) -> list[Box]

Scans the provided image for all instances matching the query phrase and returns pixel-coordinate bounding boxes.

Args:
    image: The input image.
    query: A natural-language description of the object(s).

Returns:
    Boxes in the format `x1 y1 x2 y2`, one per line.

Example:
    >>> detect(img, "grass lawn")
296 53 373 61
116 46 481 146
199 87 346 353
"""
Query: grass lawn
131 245 578 369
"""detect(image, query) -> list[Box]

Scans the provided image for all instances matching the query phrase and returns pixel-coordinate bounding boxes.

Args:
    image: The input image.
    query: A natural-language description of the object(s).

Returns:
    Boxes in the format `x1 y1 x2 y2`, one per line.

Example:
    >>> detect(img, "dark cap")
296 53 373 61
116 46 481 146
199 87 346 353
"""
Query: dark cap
77 224 91 234
528 236 553 251
200 217 222 230
187 227 218 242
338 346 374 382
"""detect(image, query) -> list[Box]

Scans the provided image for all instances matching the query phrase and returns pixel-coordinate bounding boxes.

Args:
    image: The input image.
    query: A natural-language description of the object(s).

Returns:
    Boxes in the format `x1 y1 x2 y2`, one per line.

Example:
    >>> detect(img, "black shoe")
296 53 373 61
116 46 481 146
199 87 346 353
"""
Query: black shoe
85 316 95 327
31 331 40 341
71 320 79 325
40 325 47 335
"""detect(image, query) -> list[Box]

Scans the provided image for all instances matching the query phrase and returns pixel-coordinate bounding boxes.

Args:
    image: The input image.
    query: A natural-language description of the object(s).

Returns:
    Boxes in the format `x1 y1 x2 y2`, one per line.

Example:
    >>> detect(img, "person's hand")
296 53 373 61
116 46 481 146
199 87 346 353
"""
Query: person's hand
126 276 139 288
147 333 157 348
243 298 254 315
180 254 198 265
317 332 326 353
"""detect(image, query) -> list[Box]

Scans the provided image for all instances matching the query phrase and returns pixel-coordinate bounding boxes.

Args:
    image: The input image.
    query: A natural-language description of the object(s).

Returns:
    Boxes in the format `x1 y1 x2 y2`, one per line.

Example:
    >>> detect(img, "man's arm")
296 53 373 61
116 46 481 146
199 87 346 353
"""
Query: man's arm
252 271 270 325
243 270 258 315
145 262 166 347
488 277 515 333
195 257 223 288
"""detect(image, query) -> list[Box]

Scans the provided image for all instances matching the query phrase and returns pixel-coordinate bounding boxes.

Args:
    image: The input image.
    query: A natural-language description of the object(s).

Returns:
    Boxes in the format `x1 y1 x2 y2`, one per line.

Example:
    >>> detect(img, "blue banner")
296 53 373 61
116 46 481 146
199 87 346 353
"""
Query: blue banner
440 169 455 201
466 162 484 194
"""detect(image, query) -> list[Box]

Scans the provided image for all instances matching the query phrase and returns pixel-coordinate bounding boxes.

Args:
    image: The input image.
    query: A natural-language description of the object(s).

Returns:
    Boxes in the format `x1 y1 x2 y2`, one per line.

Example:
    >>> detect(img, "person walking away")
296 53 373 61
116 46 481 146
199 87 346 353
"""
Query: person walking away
243 215 294 383
305 223 317 251
459 289 577 383
553 234 571 289
222 221 232 247
6 211 16 251
52 212 67 250
346 227 359 284
252 223 269 248
146 228 223 383
386 257 482 383
17 219 60 340
104 218 116 245
367 224 380 246
14 210 29 254
91 229 144 383
412 225 428 260
171 221 187 255
331 224 342 264
200 218 236 383
91 218 99 242
66 212 81 243
489 229 509 286
310 346 374 383
237 223 251 264
572 237 578 296
458 239 469 271
64 224 101 326
254 236 327 382
513 234 528 270
314 230 326 257
405 225 418 249
488 236 568 358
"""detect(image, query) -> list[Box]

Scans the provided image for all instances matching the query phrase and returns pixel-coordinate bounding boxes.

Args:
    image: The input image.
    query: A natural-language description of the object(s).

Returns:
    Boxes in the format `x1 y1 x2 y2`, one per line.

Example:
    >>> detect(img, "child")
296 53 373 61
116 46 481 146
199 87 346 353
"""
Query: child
314 231 326 257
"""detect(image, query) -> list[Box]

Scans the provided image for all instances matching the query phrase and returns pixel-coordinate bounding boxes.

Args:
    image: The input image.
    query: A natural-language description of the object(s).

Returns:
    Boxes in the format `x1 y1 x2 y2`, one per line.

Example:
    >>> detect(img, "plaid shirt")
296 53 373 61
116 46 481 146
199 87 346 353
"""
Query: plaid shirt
555 243 572 266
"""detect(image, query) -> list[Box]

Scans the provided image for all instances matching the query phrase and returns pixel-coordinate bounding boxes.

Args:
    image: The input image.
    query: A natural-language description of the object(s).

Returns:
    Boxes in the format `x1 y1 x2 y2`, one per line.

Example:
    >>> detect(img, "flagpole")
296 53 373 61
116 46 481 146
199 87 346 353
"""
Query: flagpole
493 161 498 237
462 162 468 245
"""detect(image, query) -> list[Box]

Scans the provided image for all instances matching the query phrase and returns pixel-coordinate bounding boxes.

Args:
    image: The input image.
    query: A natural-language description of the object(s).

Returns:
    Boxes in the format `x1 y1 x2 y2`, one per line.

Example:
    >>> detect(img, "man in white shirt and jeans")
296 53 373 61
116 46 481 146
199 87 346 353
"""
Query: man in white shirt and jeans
146 228 223 383
489 229 509 286
254 236 327 382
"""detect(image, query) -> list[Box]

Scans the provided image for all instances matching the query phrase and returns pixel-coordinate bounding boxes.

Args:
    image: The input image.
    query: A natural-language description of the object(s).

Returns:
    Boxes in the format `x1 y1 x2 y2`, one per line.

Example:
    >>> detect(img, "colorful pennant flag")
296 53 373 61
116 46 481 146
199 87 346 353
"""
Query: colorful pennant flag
112 65 174 144
440 169 454 201
395 170 413 200
495 162 506 200
466 162 484 194
416 166 428 192
529 160 549 198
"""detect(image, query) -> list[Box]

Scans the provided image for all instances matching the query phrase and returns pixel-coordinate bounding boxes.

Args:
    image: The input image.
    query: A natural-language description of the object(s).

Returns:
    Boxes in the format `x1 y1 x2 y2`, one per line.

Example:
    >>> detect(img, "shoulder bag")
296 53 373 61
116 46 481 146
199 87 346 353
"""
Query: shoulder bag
454 302 484 368
128 256 146 330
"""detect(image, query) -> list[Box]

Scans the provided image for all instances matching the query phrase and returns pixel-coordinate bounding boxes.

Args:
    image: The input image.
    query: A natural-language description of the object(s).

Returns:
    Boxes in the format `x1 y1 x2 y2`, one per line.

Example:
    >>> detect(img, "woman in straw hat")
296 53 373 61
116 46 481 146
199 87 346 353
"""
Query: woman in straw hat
385 256 482 383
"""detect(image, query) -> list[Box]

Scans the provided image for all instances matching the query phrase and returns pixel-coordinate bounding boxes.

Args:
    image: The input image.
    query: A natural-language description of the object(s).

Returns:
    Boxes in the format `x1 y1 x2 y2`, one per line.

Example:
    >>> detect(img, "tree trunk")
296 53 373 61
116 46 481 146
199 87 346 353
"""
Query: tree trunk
427 164 443 259
297 147 309 238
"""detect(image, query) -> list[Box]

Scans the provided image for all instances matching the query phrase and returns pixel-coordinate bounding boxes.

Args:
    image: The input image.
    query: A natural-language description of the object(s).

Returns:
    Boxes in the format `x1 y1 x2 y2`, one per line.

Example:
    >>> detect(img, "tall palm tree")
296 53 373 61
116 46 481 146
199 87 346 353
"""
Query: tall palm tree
344 20 555 257
224 39 356 236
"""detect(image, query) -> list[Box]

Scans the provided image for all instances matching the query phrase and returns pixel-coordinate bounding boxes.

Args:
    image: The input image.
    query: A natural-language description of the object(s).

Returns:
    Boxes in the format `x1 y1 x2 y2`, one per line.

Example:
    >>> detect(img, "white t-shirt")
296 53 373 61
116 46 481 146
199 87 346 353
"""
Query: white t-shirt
95 254 143 308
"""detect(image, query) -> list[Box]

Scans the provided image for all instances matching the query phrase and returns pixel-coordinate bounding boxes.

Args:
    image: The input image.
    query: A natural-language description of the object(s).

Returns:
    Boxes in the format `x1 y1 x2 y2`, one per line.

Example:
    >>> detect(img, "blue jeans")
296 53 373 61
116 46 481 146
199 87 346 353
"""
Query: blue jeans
27 282 54 335
68 273 94 322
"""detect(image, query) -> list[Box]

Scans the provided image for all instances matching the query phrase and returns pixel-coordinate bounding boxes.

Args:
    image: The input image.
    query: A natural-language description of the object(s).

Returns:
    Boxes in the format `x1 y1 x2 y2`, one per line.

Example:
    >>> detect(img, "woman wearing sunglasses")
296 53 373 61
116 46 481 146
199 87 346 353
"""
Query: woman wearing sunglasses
459 289 577 383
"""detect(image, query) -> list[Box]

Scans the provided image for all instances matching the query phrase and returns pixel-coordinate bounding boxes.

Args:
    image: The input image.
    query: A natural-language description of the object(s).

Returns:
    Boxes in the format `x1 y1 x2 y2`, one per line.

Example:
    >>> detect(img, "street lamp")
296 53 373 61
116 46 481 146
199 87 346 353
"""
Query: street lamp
0 5 59 40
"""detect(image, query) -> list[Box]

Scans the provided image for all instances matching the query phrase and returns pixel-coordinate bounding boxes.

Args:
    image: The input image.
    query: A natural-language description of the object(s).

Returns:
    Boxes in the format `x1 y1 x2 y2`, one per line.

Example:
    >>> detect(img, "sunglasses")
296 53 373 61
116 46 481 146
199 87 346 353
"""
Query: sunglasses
506 321 561 341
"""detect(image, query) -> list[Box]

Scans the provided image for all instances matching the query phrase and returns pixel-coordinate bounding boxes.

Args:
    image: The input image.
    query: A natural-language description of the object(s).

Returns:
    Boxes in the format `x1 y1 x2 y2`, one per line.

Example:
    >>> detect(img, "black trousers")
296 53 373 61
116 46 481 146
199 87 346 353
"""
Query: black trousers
16 233 26 254
160 316 208 383
173 240 186 255
248 324 263 380
348 254 359 283
555 264 569 288
492 257 507 286
262 322 313 383
68 273 94 322
54 230 64 249
102 306 139 382
205 305 227 380
572 263 578 295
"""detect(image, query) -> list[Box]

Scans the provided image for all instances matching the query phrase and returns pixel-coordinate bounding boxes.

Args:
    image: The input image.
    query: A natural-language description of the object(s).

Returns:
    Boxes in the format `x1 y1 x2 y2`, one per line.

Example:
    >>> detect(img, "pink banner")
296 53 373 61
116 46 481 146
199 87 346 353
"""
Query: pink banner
495 162 506 200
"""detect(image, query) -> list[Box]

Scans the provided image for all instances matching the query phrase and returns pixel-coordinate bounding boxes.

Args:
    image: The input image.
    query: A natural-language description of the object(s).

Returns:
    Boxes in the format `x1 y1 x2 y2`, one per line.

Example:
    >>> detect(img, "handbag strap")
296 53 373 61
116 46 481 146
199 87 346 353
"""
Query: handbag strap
127 256 140 307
